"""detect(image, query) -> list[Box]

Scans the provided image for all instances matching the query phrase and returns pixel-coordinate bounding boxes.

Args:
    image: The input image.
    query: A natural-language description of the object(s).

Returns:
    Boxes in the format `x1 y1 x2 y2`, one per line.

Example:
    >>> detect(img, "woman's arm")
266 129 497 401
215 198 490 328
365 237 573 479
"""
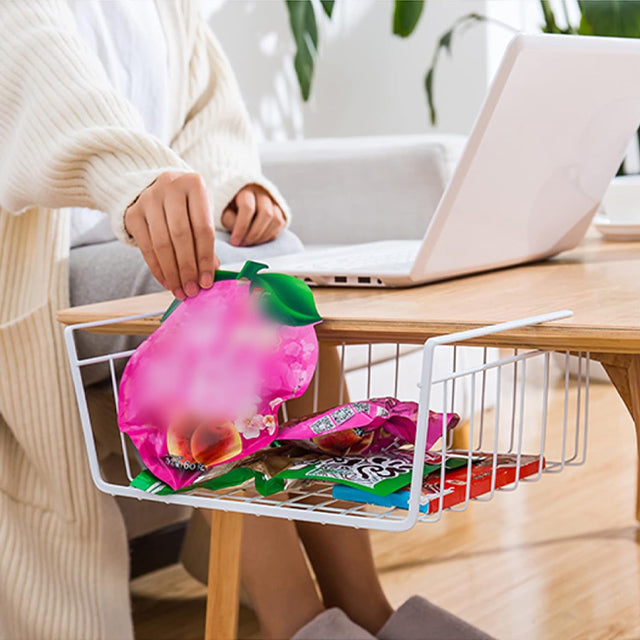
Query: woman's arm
169 3 291 246
0 1 218 297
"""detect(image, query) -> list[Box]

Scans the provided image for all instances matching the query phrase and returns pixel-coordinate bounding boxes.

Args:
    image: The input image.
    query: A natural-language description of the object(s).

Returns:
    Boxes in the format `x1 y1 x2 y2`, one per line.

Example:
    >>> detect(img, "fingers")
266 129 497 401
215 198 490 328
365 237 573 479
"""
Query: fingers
268 205 286 240
124 172 217 299
224 187 286 247
184 175 216 289
124 211 166 288
165 187 199 297
221 208 237 232
145 190 184 299
244 192 274 246
230 188 256 246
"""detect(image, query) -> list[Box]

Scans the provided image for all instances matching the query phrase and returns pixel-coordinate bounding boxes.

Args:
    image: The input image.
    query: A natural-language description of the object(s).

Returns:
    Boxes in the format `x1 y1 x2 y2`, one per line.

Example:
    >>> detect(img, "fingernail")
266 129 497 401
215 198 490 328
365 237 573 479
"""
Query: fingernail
173 287 186 301
200 272 214 288
184 281 199 298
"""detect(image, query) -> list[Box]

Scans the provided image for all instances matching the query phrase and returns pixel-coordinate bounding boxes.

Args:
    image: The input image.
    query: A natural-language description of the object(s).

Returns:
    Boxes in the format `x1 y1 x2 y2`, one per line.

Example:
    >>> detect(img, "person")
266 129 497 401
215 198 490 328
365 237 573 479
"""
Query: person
0 2 493 639
0 2 389 638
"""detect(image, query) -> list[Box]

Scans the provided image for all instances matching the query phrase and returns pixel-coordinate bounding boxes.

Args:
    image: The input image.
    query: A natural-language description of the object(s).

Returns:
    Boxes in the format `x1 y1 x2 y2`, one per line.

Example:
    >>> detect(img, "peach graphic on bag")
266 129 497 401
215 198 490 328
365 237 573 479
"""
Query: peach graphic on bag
118 262 321 490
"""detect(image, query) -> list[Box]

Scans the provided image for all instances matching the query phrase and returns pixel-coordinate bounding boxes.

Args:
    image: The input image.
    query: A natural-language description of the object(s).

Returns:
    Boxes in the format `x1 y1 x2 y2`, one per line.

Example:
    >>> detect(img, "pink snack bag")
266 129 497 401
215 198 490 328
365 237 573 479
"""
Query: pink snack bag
118 262 321 490
278 397 460 455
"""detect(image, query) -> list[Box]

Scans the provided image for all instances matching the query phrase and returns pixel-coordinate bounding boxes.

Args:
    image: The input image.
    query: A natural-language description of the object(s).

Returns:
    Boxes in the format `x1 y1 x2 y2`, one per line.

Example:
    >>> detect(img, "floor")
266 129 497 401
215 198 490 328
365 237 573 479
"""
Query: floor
131 363 640 640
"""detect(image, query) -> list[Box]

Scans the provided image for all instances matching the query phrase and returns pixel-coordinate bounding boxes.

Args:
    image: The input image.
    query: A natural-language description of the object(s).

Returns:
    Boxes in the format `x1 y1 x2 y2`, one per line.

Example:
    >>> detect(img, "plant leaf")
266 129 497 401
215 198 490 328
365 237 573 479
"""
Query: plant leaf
285 0 319 101
438 28 453 54
393 0 426 37
255 272 322 327
424 67 436 126
423 13 486 126
540 0 560 33
320 0 335 18
577 0 640 38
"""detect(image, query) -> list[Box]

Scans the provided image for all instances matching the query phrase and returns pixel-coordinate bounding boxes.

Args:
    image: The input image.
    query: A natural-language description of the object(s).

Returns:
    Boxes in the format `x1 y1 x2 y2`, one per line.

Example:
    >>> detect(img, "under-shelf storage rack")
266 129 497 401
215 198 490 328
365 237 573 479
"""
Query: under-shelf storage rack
64 310 589 532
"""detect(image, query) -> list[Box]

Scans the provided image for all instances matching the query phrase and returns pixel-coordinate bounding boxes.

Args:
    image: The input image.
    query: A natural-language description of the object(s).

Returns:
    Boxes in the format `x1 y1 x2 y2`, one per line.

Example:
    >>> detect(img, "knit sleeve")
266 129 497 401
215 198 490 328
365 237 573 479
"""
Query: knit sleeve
170 6 291 231
0 0 190 243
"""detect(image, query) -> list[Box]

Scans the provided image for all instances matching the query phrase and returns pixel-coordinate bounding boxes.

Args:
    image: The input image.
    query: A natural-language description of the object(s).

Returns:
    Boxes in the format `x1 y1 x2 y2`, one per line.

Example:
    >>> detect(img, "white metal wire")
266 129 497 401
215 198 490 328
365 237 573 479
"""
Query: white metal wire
64 308 589 532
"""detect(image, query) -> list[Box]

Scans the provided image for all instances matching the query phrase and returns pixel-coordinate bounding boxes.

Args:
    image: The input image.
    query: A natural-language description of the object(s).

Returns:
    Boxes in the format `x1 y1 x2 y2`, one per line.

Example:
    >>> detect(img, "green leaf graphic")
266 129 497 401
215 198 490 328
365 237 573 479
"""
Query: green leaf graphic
237 261 321 327
255 272 322 327
214 269 240 282
160 298 182 323
238 261 269 281
160 261 321 328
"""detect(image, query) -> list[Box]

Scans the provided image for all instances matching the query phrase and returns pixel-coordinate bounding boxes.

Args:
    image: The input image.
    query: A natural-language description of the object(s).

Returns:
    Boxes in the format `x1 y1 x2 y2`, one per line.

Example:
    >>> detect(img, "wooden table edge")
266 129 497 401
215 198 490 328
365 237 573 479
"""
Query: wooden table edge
56 307 640 354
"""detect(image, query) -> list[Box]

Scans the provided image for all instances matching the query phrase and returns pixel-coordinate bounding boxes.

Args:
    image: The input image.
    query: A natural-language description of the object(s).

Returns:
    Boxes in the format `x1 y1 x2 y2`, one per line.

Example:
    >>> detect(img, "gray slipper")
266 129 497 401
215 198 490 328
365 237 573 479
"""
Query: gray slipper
292 608 377 640
376 596 495 640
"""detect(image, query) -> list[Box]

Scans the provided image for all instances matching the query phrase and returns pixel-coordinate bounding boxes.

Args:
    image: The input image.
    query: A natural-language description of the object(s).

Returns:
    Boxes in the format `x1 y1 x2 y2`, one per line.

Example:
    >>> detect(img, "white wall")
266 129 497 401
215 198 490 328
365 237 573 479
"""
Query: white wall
205 0 495 140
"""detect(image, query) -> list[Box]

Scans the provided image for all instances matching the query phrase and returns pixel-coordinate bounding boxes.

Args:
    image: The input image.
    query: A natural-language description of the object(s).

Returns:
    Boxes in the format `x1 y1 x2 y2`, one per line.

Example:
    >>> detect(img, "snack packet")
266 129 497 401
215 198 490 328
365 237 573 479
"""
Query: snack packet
118 262 321 490
277 449 468 497
278 397 460 455
130 444 464 499
332 453 544 512
131 443 316 497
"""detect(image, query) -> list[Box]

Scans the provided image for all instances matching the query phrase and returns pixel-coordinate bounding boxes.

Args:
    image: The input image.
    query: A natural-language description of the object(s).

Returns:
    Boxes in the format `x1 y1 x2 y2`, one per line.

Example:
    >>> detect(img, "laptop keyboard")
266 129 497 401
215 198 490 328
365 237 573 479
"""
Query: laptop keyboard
282 241 420 272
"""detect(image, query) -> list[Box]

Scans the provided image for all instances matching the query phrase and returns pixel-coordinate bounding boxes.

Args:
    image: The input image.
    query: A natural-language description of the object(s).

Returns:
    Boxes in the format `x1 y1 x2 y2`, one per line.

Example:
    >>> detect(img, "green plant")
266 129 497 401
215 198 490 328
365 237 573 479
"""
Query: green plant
285 0 335 101
422 1 640 126
285 0 640 157
285 0 426 100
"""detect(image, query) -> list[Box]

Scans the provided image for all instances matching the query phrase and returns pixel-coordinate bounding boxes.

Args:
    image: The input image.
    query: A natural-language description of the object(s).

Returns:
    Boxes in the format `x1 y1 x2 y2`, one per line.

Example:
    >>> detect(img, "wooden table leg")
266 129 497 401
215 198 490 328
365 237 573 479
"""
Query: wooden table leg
204 511 243 640
592 353 640 521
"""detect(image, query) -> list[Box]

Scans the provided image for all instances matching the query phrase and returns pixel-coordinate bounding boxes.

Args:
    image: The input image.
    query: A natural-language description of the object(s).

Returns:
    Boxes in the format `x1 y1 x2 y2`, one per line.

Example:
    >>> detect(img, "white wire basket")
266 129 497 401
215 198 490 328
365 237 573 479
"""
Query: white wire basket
64 310 589 532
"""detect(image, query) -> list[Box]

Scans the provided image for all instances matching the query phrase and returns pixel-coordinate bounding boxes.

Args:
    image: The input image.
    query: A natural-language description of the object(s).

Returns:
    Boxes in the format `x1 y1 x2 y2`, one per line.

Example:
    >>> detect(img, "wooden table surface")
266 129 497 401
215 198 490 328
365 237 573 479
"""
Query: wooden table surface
58 234 640 353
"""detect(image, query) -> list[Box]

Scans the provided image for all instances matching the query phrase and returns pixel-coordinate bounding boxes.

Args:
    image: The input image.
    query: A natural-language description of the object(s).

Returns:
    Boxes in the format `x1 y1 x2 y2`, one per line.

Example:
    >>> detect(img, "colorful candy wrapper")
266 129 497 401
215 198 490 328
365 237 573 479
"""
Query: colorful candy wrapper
277 449 468 496
277 397 460 455
130 444 466 499
118 262 321 490
131 443 315 497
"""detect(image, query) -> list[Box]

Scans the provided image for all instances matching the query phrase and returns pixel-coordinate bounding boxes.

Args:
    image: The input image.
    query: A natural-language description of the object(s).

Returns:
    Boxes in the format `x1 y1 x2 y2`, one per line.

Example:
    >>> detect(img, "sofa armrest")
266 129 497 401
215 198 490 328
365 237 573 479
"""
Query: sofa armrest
260 134 466 245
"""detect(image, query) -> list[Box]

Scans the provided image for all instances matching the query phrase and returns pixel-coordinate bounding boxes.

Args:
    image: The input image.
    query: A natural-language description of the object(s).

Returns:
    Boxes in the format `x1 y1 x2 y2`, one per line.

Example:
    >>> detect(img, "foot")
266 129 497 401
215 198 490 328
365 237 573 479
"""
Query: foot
376 596 495 640
292 608 377 640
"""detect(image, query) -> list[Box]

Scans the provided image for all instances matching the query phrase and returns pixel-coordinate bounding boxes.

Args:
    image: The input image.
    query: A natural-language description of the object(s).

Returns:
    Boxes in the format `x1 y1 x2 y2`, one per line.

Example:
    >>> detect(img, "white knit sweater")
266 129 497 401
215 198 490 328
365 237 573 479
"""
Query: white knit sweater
0 2 287 638
0 0 289 241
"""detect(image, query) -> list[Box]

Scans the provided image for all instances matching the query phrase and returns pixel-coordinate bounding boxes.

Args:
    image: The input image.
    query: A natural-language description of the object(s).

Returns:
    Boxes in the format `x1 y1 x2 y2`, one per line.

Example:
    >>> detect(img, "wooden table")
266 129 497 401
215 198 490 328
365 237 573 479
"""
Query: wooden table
58 233 640 639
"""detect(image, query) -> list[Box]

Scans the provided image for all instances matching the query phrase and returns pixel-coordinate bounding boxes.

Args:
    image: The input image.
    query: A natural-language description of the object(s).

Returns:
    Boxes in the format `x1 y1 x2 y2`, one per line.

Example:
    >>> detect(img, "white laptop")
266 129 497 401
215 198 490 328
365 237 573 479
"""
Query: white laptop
242 33 640 287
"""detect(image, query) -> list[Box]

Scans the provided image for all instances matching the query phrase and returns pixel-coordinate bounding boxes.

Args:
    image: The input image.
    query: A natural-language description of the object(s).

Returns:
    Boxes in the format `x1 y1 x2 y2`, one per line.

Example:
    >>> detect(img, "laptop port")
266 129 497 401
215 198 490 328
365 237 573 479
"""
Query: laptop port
357 276 371 284
334 276 347 283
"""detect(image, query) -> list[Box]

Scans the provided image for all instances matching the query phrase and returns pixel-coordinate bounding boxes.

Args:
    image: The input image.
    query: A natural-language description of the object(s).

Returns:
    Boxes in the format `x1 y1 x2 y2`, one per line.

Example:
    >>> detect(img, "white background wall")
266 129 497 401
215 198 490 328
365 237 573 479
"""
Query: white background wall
204 0 534 141
205 1 592 142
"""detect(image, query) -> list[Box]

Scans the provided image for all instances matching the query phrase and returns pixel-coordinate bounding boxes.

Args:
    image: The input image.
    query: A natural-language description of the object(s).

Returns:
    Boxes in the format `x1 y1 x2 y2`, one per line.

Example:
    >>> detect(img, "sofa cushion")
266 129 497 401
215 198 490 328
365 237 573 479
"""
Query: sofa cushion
260 134 466 245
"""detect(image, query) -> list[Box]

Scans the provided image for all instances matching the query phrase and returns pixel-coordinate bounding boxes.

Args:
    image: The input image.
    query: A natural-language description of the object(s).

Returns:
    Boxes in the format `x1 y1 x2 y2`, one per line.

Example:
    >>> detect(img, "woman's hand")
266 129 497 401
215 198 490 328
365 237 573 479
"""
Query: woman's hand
221 184 286 247
124 171 218 300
